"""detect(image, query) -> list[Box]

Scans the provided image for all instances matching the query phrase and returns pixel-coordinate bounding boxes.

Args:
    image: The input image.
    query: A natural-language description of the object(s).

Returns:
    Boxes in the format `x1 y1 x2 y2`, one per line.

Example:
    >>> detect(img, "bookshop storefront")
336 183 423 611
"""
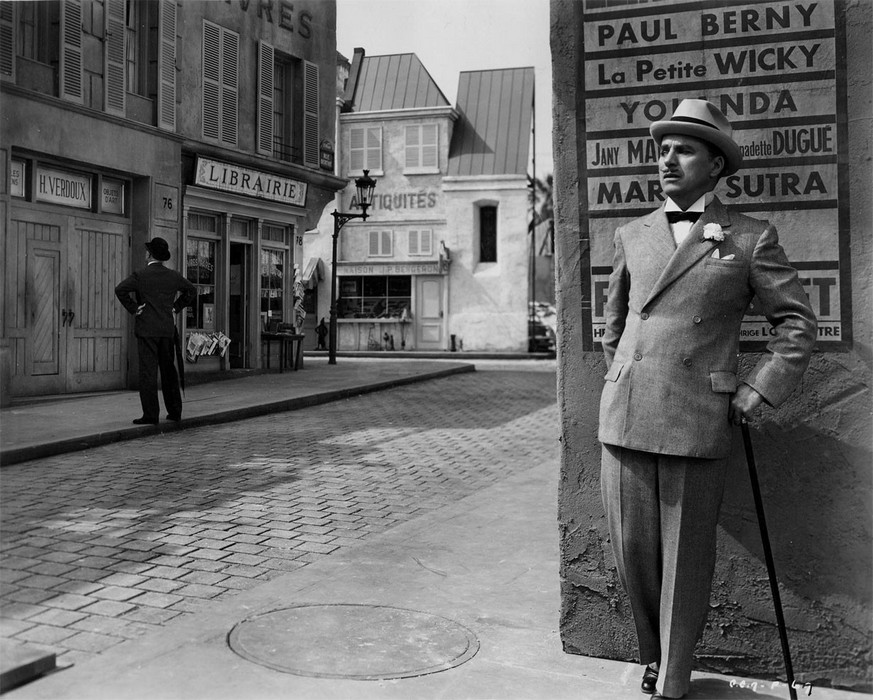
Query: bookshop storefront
181 156 307 373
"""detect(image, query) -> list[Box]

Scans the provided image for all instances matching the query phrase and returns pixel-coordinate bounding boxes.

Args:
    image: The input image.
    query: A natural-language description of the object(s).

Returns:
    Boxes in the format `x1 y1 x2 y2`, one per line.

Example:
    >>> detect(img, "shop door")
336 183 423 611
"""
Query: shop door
415 276 444 349
67 217 129 392
229 243 249 368
5 209 129 396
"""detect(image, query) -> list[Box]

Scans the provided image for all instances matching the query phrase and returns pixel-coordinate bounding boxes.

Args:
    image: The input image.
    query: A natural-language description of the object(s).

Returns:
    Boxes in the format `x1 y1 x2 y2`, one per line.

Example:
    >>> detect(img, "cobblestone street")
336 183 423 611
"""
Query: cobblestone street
0 369 559 670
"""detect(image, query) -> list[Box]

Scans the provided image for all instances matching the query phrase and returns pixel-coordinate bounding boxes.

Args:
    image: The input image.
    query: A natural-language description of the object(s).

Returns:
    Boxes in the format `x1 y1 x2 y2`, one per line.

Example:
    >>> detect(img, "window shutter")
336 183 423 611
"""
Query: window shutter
349 127 363 171
405 126 419 169
60 0 84 104
420 229 432 255
421 125 438 168
202 21 221 140
157 0 177 131
369 231 379 256
0 3 15 80
367 127 382 171
256 41 274 156
303 60 319 167
381 231 392 256
104 0 125 116
408 230 419 255
220 29 238 146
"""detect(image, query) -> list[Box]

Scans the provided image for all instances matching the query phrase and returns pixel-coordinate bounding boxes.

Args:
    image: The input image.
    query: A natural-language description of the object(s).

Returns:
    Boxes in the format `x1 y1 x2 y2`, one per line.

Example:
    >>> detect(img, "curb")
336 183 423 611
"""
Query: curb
0 364 475 467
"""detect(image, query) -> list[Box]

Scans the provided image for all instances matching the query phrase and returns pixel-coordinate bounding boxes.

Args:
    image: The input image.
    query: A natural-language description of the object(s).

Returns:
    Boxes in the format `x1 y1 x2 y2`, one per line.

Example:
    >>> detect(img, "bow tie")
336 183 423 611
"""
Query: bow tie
666 211 701 224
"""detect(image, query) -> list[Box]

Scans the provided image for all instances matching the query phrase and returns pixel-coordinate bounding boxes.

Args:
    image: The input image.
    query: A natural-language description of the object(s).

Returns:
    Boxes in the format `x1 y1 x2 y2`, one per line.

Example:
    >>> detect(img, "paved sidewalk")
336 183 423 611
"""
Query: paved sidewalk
1 358 867 699
5 442 862 700
0 357 475 466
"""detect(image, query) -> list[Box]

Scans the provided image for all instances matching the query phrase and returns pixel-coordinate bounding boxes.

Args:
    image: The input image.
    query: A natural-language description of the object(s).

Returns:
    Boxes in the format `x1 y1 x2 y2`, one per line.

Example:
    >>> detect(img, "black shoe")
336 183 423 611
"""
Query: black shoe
165 414 181 422
132 417 159 425
641 665 659 694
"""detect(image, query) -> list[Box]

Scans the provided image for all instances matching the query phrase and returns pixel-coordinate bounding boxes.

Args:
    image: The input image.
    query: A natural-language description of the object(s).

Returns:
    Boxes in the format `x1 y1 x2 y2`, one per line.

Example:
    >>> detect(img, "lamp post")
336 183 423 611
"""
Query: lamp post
329 169 377 364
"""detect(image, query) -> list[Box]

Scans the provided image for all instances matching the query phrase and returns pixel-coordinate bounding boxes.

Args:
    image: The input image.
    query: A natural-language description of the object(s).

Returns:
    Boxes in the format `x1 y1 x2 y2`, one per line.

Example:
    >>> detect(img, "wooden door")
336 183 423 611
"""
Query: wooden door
415 276 444 349
6 212 68 396
4 208 128 396
67 217 129 392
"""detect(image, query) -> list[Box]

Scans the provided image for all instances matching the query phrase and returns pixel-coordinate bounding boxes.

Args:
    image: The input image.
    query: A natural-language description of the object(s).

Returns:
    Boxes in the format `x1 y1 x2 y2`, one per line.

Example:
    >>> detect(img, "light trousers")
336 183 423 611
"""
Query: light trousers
601 444 728 698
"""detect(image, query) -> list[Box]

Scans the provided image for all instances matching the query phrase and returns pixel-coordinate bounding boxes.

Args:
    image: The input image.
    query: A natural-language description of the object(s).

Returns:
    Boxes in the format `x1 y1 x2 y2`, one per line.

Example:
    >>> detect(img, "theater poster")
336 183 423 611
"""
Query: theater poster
581 0 850 350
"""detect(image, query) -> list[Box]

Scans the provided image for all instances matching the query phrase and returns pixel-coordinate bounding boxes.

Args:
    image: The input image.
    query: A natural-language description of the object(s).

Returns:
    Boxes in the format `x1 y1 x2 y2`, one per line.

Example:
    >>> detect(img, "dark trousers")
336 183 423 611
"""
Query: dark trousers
137 336 181 421
601 444 728 698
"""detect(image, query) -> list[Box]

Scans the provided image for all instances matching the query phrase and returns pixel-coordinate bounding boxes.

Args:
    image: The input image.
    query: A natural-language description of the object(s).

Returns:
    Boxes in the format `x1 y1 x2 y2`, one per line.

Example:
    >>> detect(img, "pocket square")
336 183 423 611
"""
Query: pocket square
711 250 735 260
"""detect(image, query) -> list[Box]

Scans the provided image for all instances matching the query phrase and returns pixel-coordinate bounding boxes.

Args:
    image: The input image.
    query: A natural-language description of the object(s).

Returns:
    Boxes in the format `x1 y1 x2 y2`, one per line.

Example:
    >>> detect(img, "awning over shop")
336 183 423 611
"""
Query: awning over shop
302 257 324 289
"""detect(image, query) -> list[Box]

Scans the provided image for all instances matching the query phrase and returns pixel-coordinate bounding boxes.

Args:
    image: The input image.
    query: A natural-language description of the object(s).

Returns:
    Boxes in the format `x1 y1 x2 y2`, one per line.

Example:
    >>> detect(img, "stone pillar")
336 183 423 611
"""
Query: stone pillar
552 0 872 690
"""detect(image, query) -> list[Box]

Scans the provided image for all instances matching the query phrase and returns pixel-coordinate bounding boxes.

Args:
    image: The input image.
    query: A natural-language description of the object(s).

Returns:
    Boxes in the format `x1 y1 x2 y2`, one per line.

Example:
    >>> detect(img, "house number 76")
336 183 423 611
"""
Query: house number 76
162 197 174 210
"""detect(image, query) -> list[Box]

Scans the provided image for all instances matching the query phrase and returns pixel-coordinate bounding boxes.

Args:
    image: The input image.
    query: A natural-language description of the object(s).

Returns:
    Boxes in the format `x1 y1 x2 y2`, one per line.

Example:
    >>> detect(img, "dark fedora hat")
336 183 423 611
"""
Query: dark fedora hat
145 237 171 261
650 99 743 175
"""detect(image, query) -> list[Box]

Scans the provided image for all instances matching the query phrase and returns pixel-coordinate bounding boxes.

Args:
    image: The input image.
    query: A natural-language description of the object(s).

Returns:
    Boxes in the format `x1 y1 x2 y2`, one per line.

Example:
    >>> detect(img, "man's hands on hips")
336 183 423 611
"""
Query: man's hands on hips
729 384 764 424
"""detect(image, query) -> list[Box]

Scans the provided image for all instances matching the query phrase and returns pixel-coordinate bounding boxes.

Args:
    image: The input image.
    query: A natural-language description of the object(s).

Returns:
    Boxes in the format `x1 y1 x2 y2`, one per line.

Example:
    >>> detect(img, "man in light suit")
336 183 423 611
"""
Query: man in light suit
598 100 816 698
115 237 196 425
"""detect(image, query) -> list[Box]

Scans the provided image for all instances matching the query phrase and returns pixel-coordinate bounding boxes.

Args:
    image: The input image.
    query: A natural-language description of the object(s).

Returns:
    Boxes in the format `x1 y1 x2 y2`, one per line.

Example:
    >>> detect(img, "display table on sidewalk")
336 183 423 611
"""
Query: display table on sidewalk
261 333 305 372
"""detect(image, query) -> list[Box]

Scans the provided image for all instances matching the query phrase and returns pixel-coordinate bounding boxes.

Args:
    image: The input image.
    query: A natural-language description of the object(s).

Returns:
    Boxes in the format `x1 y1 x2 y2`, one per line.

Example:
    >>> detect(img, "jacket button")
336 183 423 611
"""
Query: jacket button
634 353 642 361
682 357 692 367
693 315 702 324
641 312 649 320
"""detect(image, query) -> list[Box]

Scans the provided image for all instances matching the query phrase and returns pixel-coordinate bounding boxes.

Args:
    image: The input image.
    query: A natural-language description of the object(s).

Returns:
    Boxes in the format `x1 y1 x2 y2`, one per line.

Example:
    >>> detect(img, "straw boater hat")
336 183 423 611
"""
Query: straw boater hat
650 99 743 176
145 237 171 261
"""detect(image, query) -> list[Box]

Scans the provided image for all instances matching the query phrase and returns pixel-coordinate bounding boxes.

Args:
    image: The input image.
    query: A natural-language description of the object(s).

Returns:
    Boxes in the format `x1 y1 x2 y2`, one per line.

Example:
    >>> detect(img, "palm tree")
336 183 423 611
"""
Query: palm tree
528 173 554 255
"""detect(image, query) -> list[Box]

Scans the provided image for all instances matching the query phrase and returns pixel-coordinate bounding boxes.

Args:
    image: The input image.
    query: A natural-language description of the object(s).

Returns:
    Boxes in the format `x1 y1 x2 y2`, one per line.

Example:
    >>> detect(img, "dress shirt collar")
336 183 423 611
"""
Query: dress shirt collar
664 192 713 214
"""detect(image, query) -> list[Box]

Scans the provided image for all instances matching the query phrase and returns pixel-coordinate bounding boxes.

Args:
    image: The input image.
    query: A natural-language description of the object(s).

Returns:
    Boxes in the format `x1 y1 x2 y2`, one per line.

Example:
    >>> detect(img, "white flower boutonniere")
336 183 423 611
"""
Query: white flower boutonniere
702 223 726 242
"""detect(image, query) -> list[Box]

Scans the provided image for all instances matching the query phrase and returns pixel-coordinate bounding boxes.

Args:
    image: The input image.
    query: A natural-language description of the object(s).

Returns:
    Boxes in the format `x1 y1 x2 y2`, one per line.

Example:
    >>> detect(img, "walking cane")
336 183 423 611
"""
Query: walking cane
740 418 798 700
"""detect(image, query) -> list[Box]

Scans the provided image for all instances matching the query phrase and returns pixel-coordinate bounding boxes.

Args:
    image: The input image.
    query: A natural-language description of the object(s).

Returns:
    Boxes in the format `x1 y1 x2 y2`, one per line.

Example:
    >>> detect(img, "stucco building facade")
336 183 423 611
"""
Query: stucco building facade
304 49 535 353
1 0 345 400
552 0 872 691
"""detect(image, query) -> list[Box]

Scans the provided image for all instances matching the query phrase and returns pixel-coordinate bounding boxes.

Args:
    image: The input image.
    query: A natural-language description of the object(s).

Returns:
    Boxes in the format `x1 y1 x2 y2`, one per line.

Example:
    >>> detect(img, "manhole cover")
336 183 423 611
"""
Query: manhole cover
227 604 480 680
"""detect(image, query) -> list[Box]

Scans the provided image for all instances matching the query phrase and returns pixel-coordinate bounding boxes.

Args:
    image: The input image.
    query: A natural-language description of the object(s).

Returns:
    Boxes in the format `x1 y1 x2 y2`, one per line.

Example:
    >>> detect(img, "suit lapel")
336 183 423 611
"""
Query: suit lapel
643 197 732 309
628 207 676 303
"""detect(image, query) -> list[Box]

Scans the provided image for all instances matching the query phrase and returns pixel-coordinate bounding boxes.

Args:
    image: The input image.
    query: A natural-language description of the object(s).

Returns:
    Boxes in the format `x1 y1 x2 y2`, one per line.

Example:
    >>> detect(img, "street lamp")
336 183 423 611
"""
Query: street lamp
329 169 377 364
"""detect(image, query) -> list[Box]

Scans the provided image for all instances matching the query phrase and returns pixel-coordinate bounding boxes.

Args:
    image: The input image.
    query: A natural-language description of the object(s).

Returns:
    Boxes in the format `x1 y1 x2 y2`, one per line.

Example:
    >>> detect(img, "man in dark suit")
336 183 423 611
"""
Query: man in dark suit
598 100 816 698
115 237 196 424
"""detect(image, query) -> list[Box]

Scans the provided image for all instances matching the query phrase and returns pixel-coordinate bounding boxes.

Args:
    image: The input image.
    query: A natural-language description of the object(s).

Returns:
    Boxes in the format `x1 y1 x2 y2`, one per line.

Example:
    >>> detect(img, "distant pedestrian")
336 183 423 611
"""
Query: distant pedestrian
597 100 816 698
315 317 328 350
115 237 196 424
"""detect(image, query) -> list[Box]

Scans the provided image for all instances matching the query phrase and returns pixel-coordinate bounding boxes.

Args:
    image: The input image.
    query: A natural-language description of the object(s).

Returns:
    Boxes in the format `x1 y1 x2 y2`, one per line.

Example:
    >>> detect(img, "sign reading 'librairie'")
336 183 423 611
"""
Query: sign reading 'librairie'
581 0 849 349
195 157 307 207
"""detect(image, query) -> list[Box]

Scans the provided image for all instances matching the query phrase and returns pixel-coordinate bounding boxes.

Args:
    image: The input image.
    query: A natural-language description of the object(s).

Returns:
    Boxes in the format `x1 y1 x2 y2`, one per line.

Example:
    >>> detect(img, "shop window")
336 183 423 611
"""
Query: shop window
16 1 58 65
260 248 286 328
408 229 432 256
262 223 288 244
368 230 393 257
479 205 497 263
349 126 382 174
404 124 438 173
186 238 217 330
338 275 411 319
202 20 238 146
229 218 251 239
